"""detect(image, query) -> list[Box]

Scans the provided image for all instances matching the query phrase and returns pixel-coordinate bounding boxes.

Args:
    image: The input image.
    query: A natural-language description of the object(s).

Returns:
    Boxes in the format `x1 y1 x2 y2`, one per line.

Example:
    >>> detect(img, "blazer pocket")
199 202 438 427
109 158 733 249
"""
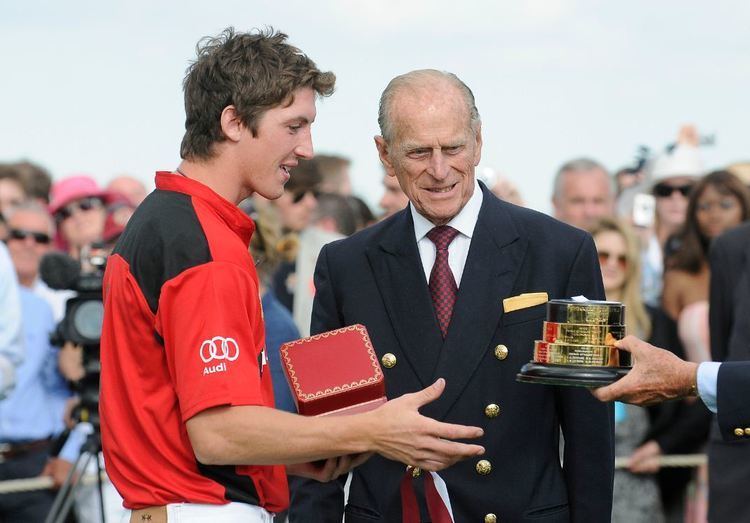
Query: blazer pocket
344 503 382 522
523 502 570 521
503 302 547 326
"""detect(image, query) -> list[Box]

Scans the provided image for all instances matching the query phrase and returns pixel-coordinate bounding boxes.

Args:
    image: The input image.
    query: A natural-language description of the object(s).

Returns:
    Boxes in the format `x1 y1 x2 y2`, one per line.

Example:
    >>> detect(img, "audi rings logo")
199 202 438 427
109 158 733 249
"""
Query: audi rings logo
200 336 240 364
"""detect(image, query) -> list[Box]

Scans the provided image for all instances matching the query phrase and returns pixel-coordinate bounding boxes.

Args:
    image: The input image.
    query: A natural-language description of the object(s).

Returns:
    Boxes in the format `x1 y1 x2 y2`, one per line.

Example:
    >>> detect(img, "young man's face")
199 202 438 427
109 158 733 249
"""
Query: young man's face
240 87 316 200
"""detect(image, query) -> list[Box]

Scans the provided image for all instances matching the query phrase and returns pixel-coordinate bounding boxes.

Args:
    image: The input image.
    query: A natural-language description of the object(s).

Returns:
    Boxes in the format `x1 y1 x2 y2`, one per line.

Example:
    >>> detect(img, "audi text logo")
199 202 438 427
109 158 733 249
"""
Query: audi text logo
200 336 240 363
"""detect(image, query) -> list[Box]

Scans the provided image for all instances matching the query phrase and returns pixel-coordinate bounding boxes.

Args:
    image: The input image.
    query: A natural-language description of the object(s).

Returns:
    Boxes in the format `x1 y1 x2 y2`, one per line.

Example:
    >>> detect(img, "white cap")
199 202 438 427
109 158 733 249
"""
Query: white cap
650 143 704 184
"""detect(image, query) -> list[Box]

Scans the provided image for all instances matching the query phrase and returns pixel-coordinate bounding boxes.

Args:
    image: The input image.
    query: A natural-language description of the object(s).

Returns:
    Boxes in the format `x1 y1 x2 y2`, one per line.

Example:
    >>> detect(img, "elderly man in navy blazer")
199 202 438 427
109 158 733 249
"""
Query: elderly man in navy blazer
289 70 614 522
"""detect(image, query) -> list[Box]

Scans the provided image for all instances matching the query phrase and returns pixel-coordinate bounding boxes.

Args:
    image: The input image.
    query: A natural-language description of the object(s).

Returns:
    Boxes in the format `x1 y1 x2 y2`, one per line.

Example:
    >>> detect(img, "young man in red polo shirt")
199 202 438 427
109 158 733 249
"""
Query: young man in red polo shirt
99 27 485 522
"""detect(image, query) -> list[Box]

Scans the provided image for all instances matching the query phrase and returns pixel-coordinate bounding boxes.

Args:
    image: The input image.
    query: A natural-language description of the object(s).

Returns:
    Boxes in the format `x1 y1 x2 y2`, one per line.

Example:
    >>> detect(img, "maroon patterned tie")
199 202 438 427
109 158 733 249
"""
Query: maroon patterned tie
427 225 460 338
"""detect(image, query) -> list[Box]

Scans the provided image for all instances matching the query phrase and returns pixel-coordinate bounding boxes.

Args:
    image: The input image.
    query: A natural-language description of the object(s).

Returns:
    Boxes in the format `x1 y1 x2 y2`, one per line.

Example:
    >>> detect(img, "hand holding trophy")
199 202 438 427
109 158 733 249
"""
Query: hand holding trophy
517 299 630 386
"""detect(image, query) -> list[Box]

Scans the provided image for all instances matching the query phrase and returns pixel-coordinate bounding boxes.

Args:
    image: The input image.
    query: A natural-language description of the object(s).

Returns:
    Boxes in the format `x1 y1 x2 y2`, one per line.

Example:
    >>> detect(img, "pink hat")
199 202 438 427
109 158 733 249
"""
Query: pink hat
49 175 111 214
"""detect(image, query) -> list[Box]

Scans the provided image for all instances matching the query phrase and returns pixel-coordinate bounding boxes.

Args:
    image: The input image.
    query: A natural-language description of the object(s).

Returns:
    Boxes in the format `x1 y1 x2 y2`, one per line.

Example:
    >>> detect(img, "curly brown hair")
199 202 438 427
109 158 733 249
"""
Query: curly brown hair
180 27 336 160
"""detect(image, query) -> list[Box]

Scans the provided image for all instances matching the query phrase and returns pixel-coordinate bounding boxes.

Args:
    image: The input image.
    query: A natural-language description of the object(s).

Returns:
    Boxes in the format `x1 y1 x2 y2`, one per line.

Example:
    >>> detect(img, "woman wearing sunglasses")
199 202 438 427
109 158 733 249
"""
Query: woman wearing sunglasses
663 171 750 363
640 137 703 308
48 175 111 260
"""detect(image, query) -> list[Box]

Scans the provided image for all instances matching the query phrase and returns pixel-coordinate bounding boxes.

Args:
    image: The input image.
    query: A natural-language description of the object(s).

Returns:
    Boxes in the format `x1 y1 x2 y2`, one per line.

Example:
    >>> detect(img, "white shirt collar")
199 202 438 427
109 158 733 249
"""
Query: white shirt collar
411 179 483 241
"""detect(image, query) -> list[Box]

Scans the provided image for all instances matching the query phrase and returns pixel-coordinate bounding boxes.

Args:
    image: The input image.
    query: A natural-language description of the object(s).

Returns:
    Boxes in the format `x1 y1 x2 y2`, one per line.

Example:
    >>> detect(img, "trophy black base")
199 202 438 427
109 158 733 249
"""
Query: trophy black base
516 362 629 387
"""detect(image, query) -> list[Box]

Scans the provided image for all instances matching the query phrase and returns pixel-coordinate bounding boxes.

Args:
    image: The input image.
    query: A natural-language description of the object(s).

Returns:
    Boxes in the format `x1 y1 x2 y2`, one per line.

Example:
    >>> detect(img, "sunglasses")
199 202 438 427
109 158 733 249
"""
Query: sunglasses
291 189 320 204
598 251 627 269
55 196 103 223
653 183 693 198
8 228 52 245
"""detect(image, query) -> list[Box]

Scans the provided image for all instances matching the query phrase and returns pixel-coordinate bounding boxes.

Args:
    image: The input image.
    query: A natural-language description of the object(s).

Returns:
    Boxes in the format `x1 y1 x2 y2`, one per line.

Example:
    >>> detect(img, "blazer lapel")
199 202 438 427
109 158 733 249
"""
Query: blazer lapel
424 185 527 421
366 210 444 387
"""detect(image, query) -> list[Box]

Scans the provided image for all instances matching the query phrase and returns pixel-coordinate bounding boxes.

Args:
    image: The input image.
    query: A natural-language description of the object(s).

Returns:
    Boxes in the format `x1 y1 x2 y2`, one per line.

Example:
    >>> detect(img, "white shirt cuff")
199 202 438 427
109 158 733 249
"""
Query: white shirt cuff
697 361 721 413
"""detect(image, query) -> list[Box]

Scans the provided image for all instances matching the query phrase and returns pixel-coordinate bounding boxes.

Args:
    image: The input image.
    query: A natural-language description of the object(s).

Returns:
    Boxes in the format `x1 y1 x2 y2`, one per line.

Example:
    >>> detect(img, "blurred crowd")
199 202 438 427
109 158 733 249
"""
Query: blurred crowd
1 123 749 522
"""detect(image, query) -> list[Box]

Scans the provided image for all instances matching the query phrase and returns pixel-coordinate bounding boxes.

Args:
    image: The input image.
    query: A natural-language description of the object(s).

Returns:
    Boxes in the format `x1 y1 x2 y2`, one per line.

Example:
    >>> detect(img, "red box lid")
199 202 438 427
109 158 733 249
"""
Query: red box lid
280 324 386 416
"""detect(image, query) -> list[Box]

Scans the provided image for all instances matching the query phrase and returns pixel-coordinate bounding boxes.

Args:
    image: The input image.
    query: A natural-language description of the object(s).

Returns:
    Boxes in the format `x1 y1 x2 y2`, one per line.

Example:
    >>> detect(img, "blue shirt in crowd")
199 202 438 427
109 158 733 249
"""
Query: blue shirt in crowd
0 287 71 442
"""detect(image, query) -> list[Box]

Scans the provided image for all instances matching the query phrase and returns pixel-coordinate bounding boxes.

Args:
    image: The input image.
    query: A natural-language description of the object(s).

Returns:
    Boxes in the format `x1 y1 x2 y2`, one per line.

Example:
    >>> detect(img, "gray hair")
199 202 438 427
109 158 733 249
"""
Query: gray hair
3 199 55 237
552 157 612 199
377 69 481 142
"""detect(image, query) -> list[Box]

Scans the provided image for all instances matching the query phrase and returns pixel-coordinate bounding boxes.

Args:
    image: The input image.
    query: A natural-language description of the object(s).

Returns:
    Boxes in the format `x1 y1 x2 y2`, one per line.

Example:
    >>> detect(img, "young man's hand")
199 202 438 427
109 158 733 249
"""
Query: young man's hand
364 378 485 471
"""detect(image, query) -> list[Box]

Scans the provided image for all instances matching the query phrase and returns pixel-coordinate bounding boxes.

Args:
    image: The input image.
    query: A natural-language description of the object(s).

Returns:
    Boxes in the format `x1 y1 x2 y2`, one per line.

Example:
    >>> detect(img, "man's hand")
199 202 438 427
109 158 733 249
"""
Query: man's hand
58 342 85 382
365 378 485 471
288 452 373 482
628 440 662 474
591 336 698 406
63 397 81 429
40 457 74 489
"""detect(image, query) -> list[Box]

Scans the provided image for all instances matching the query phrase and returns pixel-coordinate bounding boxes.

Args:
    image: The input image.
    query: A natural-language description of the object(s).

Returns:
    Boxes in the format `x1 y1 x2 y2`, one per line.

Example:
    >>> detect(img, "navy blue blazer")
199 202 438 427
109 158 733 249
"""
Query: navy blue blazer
706 222 750 523
717 362 750 439
290 184 614 522
710 223 750 441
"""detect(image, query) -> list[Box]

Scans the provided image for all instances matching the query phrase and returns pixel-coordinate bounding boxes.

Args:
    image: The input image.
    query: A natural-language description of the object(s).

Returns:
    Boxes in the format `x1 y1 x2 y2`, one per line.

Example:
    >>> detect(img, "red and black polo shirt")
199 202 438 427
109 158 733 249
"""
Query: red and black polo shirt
100 171 287 511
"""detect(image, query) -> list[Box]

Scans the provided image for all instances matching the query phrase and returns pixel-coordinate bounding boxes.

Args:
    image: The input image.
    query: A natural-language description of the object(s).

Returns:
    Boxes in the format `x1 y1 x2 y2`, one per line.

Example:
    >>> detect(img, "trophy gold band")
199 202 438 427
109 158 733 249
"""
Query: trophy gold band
517 299 630 386
542 322 625 347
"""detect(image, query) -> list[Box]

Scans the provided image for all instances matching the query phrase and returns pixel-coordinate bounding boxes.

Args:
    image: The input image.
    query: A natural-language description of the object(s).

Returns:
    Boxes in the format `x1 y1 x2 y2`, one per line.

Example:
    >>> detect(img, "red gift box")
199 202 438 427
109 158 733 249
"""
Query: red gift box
280 324 387 416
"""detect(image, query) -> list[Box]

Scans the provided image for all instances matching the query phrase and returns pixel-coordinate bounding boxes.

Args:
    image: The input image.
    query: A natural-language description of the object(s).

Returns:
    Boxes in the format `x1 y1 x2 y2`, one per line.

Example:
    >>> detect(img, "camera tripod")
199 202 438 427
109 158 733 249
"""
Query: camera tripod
44 425 106 523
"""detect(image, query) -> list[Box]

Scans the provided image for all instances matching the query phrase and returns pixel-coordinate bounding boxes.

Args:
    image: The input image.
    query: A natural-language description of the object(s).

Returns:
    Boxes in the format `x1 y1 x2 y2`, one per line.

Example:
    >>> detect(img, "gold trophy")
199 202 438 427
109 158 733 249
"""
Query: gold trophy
516 299 630 386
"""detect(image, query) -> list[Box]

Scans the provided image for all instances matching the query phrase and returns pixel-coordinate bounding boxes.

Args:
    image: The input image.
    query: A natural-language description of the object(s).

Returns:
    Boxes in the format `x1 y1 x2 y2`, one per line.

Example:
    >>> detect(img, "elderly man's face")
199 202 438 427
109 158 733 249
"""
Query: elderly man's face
375 83 481 226
553 169 614 231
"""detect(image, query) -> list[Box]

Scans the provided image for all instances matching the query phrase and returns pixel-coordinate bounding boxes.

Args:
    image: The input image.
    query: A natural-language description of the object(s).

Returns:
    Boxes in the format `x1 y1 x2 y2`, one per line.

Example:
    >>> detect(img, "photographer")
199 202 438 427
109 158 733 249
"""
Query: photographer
0 214 70 522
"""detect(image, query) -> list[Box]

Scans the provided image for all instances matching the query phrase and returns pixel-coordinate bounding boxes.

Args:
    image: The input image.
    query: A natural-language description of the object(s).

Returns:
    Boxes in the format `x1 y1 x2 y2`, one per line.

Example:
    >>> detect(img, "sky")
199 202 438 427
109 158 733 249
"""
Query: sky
2 0 749 214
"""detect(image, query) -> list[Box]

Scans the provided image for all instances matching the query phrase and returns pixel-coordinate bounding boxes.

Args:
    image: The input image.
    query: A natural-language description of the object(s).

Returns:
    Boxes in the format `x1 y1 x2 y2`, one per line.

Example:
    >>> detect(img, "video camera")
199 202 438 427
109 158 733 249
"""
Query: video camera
40 245 107 426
